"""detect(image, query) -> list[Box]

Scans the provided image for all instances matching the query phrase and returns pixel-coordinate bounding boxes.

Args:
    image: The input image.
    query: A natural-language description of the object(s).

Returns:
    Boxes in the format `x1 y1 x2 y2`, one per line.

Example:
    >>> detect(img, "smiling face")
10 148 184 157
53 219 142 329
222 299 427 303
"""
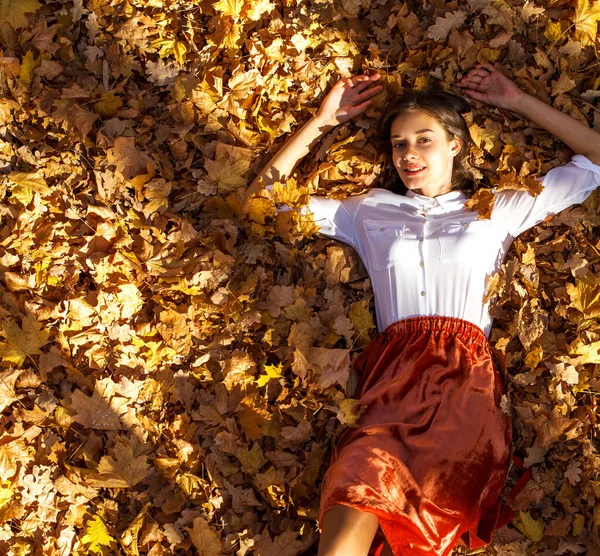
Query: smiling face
390 109 462 198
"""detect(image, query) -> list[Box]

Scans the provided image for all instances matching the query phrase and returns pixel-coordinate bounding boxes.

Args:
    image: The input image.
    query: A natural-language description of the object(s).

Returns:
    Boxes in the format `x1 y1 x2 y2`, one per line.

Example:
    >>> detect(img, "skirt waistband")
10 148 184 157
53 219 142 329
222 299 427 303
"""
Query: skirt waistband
383 316 488 346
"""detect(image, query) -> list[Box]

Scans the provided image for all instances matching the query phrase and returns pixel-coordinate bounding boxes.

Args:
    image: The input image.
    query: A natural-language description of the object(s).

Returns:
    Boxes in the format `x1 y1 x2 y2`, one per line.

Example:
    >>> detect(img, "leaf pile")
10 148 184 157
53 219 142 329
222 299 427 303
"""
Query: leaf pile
0 0 599 554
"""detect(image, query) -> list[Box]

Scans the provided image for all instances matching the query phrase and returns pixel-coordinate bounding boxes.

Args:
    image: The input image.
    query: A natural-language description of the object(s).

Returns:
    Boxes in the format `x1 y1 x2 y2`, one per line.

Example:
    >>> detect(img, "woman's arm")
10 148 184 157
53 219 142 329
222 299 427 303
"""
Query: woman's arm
241 72 382 205
241 115 336 203
457 63 600 166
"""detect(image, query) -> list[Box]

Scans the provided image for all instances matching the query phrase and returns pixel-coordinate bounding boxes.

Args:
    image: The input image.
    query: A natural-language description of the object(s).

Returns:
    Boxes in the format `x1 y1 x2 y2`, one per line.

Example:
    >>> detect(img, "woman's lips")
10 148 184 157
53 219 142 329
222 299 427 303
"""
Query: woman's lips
404 167 426 177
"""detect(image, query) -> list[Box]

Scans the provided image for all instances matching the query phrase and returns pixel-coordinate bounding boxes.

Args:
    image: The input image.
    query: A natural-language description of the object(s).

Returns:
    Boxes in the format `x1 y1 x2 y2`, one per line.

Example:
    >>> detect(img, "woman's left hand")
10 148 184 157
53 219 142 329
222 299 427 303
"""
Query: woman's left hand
456 63 524 110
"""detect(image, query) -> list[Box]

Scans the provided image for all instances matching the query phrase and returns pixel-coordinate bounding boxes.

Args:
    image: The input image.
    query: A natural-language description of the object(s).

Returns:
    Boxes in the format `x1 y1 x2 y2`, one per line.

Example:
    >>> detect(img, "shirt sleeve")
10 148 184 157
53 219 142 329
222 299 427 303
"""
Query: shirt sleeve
491 154 600 238
266 184 367 249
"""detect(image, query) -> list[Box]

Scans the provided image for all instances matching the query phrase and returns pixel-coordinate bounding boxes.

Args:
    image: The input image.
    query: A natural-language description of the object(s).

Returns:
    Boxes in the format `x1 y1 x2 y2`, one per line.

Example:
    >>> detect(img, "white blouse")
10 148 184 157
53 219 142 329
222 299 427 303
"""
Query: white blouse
269 155 600 338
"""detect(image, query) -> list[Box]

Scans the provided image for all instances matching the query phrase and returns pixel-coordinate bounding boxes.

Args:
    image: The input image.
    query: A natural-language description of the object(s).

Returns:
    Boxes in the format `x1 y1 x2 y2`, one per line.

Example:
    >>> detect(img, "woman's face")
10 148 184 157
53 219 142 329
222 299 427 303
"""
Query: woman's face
390 109 461 198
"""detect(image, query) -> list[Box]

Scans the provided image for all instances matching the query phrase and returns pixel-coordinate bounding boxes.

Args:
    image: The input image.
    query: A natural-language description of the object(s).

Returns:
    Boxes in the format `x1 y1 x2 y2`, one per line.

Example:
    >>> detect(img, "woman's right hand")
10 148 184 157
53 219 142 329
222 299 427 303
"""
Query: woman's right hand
315 72 383 127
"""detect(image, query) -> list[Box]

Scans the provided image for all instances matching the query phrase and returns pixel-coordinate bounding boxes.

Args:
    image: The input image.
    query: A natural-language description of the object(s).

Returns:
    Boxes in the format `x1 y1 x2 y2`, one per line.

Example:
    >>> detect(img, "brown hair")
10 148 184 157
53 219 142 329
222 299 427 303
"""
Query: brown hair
375 87 480 197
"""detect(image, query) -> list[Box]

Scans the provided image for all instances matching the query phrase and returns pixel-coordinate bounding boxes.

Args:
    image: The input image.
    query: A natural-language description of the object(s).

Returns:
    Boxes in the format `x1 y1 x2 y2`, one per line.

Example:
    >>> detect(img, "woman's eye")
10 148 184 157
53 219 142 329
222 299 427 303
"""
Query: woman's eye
393 138 431 148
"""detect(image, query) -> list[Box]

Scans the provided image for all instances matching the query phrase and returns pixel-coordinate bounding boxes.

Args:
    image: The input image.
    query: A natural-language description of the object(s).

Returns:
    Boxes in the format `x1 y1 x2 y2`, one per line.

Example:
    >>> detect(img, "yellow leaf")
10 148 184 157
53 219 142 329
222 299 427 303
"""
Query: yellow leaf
573 513 585 536
543 20 563 42
120 502 151 556
81 515 116 554
256 361 283 387
574 0 600 46
93 91 123 118
245 196 276 224
0 0 40 29
0 315 50 367
0 481 13 509
204 142 252 194
19 50 40 87
348 300 375 346
245 0 276 20
271 177 310 207
566 274 600 318
0 369 22 412
212 0 245 18
7 171 51 205
150 38 188 65
515 510 545 542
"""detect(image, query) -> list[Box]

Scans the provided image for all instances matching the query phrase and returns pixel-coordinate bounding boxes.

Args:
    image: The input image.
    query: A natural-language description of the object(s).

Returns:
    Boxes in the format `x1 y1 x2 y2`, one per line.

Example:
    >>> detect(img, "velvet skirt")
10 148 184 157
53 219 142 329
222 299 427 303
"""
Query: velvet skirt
318 316 513 556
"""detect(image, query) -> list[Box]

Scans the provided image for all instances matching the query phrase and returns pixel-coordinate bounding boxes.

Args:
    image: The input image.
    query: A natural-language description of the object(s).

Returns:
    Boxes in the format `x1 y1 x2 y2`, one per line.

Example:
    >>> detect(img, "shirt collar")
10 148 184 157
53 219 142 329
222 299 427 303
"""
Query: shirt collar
405 188 467 210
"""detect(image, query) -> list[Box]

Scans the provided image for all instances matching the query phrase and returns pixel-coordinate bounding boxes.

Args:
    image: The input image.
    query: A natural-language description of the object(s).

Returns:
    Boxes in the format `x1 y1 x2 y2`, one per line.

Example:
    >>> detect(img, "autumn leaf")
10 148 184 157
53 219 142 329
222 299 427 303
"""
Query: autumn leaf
69 378 129 430
187 516 221 556
427 11 467 41
202 142 252 194
0 369 22 412
573 0 600 45
464 188 495 219
94 435 150 488
348 300 375 346
212 0 245 18
516 510 545 542
0 315 50 367
6 172 51 205
81 515 116 554
0 0 40 29
566 274 600 318
256 361 283 387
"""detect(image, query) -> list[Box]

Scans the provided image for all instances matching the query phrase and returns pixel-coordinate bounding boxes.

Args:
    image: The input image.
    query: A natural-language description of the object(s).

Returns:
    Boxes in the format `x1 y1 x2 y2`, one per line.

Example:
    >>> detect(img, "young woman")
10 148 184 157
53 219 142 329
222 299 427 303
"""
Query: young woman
242 64 600 556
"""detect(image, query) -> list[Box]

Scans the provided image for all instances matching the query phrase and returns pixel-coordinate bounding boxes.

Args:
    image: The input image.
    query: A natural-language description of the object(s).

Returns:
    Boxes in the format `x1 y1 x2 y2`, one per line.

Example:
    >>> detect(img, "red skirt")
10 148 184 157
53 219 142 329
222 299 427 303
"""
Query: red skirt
319 316 513 556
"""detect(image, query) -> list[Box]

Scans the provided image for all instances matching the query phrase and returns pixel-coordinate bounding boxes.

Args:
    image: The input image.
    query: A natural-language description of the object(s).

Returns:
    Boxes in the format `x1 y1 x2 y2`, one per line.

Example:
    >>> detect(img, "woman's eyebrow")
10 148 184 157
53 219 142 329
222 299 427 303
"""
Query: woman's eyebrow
391 129 434 138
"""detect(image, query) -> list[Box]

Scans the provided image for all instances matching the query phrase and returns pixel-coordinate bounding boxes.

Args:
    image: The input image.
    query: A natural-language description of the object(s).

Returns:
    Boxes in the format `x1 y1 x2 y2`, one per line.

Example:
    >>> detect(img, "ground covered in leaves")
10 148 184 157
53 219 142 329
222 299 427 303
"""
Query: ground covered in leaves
1 0 600 554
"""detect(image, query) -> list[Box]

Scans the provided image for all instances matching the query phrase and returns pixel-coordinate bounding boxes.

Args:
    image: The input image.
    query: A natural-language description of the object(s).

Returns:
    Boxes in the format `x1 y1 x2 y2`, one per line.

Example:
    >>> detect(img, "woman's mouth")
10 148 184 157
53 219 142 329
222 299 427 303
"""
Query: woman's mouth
404 166 426 176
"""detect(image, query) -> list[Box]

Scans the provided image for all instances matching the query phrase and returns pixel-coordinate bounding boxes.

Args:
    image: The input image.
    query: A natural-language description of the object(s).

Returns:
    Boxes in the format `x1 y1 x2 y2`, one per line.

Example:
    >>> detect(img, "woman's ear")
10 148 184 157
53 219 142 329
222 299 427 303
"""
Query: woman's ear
451 136 462 157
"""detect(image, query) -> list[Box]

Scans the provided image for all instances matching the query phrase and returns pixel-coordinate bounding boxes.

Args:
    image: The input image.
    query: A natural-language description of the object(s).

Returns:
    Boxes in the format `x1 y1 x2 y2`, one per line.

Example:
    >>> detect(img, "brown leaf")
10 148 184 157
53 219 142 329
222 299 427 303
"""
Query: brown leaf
187 516 221 556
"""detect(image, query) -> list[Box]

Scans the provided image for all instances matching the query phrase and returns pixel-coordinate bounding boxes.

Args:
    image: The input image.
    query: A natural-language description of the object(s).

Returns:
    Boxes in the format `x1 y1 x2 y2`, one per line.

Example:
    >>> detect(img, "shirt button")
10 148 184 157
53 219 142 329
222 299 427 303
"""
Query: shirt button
421 291 426 296
419 261 424 267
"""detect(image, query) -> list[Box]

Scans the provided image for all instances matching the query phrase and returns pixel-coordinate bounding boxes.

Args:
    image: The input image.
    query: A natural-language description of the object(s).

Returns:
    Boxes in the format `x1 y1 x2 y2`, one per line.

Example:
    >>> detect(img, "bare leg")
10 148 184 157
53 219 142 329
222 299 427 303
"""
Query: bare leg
317 504 380 556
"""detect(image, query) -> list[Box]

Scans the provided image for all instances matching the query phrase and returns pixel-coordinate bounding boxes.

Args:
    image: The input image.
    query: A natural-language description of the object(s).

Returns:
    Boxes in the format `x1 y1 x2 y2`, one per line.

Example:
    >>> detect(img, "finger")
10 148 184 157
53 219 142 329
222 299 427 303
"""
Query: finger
350 74 380 92
358 84 383 99
345 99 373 118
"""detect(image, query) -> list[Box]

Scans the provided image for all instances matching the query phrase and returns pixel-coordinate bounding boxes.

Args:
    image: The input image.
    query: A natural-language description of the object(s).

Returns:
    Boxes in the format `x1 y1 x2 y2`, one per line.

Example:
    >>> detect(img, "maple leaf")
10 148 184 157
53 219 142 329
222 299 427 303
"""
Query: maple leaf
106 136 154 180
566 274 600 318
120 502 151 556
94 435 150 488
0 0 40 29
256 362 284 387
0 368 22 412
6 171 51 205
187 516 221 556
212 0 245 18
245 0 276 20
80 515 116 554
203 142 252 194
464 188 495 219
69 378 129 430
254 529 304 556
348 300 375 346
0 315 50 367
573 0 600 46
